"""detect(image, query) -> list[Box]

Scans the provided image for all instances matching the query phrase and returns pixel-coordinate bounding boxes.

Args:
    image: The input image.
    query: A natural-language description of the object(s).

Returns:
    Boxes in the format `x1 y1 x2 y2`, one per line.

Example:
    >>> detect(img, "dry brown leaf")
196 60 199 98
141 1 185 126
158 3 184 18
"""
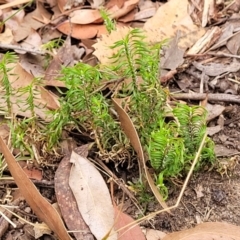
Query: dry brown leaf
192 59 240 76
55 146 94 240
57 21 108 39
207 125 223 136
44 37 84 87
9 62 59 110
18 29 42 54
13 1 52 42
34 222 52 239
226 31 240 54
144 0 205 48
206 103 225 122
0 28 13 44
110 0 139 19
0 62 59 120
19 54 45 78
162 222 240 240
161 35 184 70
134 7 156 21
0 137 72 240
93 26 132 65
22 167 42 181
69 151 117 240
57 0 68 12
114 206 146 240
118 9 137 23
106 0 125 9
145 228 166 240
70 9 102 24
112 98 170 213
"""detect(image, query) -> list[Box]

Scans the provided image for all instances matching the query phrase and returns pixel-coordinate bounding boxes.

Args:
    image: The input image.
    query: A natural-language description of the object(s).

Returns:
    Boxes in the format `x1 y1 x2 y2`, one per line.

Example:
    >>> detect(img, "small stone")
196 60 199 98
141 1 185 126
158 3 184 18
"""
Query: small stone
24 207 31 213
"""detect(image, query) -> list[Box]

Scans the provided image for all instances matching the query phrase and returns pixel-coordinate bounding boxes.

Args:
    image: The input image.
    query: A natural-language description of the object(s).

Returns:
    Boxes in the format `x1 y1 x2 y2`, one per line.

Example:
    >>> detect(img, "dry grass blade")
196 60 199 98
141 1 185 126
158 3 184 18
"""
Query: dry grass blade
0 0 31 10
0 137 72 240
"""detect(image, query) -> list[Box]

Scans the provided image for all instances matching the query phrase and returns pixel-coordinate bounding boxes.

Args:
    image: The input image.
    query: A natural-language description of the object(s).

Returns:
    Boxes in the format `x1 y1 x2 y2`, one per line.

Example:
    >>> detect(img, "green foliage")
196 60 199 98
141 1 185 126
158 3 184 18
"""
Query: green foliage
0 52 18 115
99 8 116 33
110 29 167 143
11 118 35 159
148 120 184 173
42 38 64 53
128 179 154 206
148 104 215 198
0 27 215 200
45 63 128 159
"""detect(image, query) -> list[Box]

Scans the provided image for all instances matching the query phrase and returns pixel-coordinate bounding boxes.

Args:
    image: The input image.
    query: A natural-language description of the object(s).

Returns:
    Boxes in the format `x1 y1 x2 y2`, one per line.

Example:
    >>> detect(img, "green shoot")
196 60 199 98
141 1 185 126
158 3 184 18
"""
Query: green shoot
0 52 18 115
100 8 116 33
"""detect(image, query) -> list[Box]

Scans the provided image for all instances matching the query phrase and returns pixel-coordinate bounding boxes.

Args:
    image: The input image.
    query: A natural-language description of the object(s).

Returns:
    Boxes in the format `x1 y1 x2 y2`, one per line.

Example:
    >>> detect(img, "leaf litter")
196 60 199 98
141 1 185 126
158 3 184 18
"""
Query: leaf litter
0 0 240 239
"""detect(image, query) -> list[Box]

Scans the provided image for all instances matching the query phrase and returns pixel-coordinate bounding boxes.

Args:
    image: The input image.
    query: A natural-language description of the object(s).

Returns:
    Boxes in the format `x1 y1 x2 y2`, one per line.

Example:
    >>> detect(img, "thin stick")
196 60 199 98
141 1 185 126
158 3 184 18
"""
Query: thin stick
0 43 51 56
0 210 17 228
0 0 30 10
172 92 240 104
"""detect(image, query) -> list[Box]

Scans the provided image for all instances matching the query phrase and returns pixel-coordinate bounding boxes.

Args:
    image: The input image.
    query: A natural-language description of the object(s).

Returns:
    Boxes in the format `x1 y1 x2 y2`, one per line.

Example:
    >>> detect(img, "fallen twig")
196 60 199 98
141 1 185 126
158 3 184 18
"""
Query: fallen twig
172 92 240 104
0 43 50 56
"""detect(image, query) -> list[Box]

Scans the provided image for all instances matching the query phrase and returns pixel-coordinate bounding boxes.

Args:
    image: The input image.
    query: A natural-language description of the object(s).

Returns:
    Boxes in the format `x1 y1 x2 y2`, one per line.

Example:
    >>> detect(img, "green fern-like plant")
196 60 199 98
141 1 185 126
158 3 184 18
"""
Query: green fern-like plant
148 104 215 198
110 28 167 144
0 52 18 115
99 8 116 33
173 104 215 164
45 62 128 160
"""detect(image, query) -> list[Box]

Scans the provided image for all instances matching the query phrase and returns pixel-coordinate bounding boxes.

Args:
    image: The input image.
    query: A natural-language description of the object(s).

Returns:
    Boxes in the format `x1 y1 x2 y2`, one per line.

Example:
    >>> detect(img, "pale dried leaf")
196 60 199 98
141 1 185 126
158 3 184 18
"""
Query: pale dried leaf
162 222 240 240
145 228 166 240
134 7 156 21
192 59 240 76
13 2 52 42
70 9 102 24
206 103 225 121
18 29 42 54
55 146 94 240
144 0 205 48
214 145 240 157
3 9 25 31
207 125 223 136
161 35 184 70
194 184 204 198
69 151 117 240
0 28 13 44
34 222 52 239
